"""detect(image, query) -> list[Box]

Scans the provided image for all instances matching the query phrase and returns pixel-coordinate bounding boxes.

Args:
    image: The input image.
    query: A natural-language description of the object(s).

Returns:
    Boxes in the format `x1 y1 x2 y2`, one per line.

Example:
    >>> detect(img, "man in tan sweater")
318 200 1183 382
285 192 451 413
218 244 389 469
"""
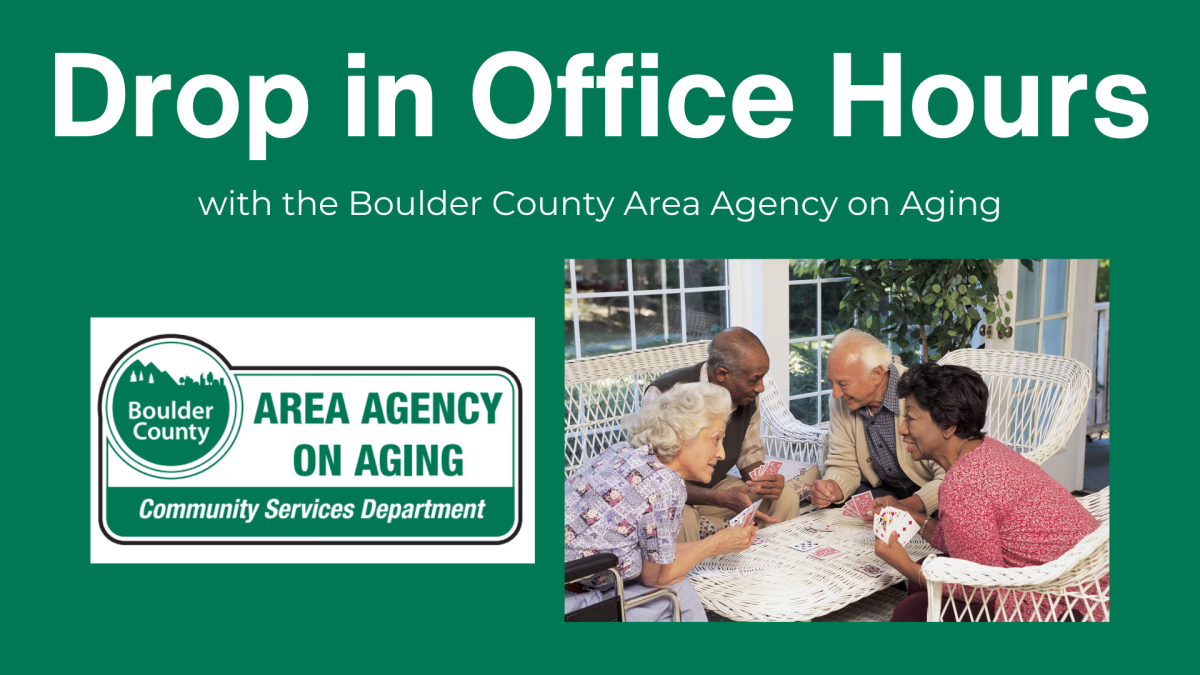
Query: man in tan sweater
810 329 944 515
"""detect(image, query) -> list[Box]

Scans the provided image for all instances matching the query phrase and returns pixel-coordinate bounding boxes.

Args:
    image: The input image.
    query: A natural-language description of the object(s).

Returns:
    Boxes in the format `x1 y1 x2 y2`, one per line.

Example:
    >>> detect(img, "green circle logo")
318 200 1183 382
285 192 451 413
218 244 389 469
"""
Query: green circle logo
104 338 243 479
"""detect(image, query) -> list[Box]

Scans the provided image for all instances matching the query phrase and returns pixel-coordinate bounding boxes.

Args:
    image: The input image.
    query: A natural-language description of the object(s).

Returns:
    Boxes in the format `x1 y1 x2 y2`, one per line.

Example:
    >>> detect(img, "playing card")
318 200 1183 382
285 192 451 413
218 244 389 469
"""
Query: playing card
890 510 918 545
850 490 874 515
856 563 892 578
749 466 764 480
807 546 845 560
752 536 767 545
873 509 892 541
727 499 764 528
789 540 821 551
761 460 783 476
873 506 919 545
804 520 833 532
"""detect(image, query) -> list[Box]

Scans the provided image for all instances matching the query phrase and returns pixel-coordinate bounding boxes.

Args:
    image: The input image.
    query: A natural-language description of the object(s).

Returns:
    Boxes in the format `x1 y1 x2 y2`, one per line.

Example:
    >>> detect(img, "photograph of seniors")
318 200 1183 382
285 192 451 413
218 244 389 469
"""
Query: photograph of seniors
564 259 1110 622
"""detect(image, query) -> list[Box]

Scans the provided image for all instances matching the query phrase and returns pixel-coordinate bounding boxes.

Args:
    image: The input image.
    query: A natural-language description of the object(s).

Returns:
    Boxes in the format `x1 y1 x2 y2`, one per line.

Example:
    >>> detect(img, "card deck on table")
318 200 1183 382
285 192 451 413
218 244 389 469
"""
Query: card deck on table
789 540 821 552
856 563 892 578
873 506 919 545
807 546 845 560
727 499 764 528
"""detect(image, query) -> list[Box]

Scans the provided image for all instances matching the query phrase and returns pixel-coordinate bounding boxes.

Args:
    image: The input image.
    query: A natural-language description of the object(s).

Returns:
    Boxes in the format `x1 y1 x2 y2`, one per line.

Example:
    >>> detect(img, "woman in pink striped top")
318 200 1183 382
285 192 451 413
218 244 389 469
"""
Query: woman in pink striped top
871 362 1104 621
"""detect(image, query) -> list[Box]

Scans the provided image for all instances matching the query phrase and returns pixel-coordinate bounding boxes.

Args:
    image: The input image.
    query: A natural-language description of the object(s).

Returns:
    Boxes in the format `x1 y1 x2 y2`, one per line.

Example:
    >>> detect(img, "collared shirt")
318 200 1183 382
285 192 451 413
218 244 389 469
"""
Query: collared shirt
641 362 765 470
565 442 687 591
857 364 918 494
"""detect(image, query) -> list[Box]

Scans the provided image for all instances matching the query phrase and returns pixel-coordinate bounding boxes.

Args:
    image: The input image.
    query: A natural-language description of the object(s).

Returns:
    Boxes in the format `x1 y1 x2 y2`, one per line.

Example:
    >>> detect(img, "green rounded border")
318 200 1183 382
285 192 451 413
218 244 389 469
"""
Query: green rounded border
104 340 244 479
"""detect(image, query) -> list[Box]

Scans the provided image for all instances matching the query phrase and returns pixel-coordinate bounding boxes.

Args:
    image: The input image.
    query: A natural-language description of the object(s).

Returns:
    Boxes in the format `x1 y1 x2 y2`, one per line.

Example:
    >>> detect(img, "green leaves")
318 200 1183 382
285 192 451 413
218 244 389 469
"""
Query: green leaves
825 259 1004 363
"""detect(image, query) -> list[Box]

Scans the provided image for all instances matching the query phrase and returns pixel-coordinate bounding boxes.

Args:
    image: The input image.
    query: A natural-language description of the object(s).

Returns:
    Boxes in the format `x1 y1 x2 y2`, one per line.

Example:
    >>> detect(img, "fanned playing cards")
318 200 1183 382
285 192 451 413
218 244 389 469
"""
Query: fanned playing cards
841 490 875 519
727 499 763 528
873 506 918 546
748 460 783 481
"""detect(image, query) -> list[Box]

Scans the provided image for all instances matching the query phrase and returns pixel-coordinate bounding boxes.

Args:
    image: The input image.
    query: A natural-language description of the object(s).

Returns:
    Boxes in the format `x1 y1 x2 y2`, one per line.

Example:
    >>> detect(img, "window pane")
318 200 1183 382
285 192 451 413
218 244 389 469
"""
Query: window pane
789 342 818 396
790 397 818 426
574 259 627 294
665 259 680 288
634 294 681 350
683 291 727 341
1014 323 1038 353
565 300 577 361
820 340 833 386
822 280 853 335
789 284 818 338
564 259 572 294
683 259 725 288
1041 318 1065 356
789 259 821 281
577 296 631 357
1016 259 1042 321
632 259 663 291
1044 259 1068 315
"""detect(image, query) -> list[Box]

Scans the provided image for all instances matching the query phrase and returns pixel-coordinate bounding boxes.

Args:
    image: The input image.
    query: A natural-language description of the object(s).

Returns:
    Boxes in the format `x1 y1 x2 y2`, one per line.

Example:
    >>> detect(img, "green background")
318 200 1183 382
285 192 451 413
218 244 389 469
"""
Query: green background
5 0 1191 670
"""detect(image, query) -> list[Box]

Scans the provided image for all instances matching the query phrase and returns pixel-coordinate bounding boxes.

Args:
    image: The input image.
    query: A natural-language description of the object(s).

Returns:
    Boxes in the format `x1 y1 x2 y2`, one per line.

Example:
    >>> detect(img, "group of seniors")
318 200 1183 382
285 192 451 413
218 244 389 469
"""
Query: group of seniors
565 326 1104 622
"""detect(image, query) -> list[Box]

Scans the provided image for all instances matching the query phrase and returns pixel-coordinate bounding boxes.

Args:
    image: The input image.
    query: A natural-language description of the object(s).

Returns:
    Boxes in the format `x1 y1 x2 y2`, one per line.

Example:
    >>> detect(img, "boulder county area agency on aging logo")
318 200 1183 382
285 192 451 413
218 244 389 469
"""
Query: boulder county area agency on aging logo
97 334 522 545
103 337 242 480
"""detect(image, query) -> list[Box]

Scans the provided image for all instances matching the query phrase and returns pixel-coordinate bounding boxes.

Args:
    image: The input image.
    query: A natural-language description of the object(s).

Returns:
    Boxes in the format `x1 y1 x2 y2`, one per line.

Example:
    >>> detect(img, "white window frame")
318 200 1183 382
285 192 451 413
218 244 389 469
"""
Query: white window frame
565 259 731 360
786 263 852 424
1011 259 1073 355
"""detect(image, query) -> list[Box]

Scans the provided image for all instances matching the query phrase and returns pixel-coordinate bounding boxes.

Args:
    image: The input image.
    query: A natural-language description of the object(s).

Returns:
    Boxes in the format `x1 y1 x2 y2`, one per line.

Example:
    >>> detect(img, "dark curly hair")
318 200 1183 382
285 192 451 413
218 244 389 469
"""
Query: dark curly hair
896 363 988 441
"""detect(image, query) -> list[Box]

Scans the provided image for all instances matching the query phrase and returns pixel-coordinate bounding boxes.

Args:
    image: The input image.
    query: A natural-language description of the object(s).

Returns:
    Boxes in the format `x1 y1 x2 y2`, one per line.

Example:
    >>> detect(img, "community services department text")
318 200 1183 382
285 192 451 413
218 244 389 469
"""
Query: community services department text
139 497 489 524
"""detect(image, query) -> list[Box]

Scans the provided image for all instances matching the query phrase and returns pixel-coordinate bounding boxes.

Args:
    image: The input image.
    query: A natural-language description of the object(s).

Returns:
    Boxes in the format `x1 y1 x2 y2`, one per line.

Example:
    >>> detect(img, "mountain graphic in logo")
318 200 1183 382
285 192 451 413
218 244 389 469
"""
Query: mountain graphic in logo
122 359 228 390
112 360 231 467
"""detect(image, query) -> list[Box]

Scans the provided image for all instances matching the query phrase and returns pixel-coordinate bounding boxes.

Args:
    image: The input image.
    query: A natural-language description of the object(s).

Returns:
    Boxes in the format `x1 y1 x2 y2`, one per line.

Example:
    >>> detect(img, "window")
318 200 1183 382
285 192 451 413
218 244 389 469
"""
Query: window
565 259 730 360
1013 259 1070 356
787 260 853 425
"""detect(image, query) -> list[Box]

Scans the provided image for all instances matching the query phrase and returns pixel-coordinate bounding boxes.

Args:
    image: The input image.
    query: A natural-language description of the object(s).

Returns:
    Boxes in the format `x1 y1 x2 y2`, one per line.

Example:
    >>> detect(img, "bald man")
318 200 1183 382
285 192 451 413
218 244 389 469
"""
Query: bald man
809 329 945 515
641 327 810 542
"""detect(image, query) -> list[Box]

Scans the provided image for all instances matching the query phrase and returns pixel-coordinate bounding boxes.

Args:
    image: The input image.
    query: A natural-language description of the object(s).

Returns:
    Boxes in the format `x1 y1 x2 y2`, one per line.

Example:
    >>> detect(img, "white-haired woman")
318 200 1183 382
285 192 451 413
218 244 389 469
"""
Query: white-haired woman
565 382 759 621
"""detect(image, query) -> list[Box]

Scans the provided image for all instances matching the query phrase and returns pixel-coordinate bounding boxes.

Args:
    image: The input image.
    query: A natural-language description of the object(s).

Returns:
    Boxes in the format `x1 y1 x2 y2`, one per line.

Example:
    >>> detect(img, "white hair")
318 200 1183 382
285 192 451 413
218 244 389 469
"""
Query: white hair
830 328 893 374
629 382 732 462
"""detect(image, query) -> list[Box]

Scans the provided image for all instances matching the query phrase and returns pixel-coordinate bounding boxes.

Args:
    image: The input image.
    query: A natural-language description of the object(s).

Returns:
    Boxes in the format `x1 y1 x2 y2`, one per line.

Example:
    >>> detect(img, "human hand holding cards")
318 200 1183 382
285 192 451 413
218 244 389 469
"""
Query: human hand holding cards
873 506 918 546
727 499 764 528
747 461 785 500
841 490 875 522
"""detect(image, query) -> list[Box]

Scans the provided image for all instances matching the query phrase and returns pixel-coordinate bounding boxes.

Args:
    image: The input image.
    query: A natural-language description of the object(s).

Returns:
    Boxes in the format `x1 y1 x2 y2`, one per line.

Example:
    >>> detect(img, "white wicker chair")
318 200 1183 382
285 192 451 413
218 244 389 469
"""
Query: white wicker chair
922 487 1109 622
936 349 1091 466
565 341 828 478
758 372 827 467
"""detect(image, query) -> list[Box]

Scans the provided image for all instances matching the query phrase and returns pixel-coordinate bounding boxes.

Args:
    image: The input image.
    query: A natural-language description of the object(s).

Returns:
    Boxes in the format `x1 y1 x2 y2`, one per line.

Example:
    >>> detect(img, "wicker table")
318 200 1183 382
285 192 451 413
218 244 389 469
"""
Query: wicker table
687 504 936 622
